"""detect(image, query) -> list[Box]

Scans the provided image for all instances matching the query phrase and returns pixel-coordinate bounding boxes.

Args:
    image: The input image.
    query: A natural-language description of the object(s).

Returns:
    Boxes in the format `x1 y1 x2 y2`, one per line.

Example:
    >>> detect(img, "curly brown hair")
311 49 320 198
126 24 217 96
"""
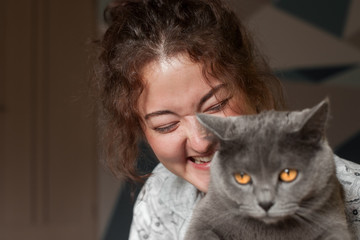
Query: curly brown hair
95 0 285 182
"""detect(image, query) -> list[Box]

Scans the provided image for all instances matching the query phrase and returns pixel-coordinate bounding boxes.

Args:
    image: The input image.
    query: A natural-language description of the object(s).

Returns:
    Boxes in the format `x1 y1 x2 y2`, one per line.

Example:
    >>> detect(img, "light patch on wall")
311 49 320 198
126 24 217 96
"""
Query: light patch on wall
323 66 360 87
246 5 360 70
343 0 360 39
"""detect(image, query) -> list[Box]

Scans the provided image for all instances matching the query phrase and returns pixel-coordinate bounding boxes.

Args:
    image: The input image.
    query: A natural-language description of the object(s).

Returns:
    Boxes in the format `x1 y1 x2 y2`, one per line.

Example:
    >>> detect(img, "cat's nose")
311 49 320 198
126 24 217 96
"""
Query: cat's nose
259 201 274 212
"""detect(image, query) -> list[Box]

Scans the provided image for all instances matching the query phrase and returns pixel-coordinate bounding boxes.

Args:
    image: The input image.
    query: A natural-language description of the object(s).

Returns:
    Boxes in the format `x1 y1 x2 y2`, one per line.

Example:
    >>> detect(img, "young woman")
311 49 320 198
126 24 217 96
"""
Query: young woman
95 0 360 239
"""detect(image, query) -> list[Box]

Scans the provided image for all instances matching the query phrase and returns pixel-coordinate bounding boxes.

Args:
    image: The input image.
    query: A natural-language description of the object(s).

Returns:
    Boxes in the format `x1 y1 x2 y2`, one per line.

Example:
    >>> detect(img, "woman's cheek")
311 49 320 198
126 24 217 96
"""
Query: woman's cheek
146 131 184 162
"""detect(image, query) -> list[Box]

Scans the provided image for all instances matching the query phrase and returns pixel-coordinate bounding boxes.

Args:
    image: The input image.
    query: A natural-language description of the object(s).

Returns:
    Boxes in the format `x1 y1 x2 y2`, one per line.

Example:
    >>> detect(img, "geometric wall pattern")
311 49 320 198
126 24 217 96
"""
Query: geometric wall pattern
267 0 360 164
100 0 360 239
275 0 351 37
241 0 360 165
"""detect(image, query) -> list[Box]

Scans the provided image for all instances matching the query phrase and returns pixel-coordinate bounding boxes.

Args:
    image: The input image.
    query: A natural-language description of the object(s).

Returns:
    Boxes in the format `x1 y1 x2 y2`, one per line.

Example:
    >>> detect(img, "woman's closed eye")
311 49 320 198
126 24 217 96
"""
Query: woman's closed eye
205 98 229 113
152 98 230 134
154 122 179 134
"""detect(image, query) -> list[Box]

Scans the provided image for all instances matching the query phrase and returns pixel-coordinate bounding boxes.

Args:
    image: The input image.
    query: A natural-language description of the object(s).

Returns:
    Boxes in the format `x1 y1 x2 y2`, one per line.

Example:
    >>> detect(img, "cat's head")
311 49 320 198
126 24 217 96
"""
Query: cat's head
197 99 335 224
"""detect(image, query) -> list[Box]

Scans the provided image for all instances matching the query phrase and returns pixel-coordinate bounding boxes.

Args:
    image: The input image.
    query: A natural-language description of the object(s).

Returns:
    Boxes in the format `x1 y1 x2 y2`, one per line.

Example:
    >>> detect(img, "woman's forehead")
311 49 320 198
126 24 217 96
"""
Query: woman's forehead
141 55 220 91
138 56 227 112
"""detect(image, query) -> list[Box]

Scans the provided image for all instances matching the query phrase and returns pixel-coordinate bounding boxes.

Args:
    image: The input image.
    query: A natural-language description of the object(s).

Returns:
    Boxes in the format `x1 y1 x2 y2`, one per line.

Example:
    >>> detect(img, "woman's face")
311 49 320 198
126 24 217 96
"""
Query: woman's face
138 55 253 192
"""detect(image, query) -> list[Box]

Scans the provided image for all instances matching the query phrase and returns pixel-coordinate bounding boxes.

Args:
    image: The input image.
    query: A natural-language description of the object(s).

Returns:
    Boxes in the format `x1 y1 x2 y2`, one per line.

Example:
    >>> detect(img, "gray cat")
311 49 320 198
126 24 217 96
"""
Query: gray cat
185 100 351 240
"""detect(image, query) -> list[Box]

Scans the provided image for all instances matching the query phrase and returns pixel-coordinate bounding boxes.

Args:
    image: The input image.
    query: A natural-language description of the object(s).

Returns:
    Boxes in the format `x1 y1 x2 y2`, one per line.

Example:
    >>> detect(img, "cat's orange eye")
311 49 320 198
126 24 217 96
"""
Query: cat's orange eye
234 172 251 185
279 169 298 182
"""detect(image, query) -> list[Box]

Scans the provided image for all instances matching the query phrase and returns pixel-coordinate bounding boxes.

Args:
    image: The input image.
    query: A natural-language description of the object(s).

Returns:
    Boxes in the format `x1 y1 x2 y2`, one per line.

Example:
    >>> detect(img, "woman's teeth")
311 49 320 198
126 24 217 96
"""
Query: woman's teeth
191 156 212 164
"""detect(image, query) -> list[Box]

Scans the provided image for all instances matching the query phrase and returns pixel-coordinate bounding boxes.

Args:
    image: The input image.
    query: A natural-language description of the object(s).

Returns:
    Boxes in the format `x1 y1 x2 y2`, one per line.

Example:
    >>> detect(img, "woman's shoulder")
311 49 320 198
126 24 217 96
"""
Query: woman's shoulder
335 155 360 192
136 163 202 215
334 155 360 237
129 163 202 240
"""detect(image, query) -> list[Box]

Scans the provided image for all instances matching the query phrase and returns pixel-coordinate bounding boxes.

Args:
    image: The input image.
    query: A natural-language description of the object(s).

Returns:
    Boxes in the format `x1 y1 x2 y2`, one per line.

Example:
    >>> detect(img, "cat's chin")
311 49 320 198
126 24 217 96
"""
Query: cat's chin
250 213 288 225
258 212 298 225
259 216 284 225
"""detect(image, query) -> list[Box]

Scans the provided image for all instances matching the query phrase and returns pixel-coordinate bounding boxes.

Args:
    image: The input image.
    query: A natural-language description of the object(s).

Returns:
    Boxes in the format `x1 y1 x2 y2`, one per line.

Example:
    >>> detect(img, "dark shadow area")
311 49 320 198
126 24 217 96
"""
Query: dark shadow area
104 141 158 240
335 131 360 165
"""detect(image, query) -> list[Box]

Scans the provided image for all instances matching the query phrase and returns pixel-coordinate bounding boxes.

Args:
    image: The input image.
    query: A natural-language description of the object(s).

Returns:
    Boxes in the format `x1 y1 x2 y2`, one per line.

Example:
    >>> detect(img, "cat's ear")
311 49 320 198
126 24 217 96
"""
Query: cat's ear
295 98 329 144
196 114 236 140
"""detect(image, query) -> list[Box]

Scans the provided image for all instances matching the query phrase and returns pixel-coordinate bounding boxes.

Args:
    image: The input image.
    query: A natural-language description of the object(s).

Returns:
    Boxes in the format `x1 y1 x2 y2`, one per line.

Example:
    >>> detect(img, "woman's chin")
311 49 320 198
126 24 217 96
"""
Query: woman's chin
186 159 211 193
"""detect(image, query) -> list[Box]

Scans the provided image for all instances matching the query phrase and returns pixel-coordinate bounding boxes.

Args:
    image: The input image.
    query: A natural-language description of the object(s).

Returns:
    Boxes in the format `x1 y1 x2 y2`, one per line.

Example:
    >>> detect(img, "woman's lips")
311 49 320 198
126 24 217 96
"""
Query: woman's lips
189 156 212 164
188 155 213 170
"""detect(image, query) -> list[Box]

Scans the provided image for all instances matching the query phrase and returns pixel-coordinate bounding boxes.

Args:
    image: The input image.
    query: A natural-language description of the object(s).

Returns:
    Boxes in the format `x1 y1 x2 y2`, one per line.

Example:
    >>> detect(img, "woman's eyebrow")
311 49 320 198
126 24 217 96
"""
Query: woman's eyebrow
144 110 177 120
198 83 225 109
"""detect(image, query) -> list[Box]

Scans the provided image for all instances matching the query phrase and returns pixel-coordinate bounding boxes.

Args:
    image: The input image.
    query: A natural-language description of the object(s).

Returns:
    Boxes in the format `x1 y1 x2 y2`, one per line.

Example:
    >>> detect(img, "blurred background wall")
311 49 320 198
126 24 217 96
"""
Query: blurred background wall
1 0 359 240
0 0 98 239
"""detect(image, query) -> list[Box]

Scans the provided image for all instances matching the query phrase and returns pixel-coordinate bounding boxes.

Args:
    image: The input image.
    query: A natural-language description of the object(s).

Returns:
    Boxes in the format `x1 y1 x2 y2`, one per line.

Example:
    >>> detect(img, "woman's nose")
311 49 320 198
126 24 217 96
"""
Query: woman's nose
185 116 214 154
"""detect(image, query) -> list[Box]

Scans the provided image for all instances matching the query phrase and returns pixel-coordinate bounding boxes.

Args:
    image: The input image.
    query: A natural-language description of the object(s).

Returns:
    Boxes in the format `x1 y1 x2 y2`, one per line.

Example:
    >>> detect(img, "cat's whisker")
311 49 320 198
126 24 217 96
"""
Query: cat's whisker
291 214 322 236
206 209 240 225
294 206 334 233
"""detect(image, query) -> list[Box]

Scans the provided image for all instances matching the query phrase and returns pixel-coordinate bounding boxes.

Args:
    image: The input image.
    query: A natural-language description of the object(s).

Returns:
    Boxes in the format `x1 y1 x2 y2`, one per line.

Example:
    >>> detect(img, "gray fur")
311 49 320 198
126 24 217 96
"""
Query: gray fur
184 99 352 240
